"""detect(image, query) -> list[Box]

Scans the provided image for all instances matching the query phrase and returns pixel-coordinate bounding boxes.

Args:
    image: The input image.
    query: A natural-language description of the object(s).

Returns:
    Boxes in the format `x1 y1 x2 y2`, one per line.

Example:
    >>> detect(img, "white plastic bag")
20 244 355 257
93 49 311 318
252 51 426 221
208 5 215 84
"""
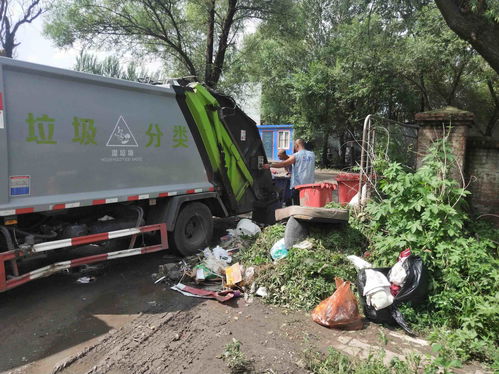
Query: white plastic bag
270 238 288 260
212 245 232 263
367 288 394 310
389 260 408 286
363 269 393 310
347 255 372 271
202 247 230 274
235 219 261 237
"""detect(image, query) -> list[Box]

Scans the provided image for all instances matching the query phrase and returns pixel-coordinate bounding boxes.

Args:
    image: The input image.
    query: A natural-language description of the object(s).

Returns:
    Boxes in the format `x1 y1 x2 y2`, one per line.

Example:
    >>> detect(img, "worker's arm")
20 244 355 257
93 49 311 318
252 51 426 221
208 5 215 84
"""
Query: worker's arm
263 155 295 169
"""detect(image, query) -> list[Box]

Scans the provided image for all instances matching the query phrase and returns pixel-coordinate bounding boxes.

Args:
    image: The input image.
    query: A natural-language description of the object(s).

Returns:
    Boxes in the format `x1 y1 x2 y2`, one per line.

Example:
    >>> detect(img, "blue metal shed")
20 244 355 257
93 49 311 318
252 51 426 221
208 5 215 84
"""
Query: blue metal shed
257 124 294 160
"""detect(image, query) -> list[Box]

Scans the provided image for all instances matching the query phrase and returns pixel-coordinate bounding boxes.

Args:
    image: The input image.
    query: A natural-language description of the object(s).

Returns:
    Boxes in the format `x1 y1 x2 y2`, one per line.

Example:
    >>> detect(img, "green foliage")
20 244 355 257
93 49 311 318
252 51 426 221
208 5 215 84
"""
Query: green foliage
303 348 422 374
74 51 164 82
361 140 499 364
324 201 345 209
239 223 366 310
239 223 286 265
236 0 498 165
45 0 291 87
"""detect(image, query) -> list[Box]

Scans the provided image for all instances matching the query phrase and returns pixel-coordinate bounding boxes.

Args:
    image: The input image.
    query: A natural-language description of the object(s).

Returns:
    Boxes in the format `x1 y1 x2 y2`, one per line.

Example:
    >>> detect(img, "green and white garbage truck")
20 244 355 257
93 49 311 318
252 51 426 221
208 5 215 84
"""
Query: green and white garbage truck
0 57 276 291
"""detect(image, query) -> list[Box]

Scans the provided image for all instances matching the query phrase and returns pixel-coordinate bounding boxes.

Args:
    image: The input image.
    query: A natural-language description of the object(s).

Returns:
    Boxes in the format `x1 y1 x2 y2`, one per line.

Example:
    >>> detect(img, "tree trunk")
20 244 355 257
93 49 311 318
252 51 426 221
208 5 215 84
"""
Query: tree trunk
338 132 347 169
3 36 13 57
435 0 499 75
321 129 330 168
204 0 216 86
211 0 238 87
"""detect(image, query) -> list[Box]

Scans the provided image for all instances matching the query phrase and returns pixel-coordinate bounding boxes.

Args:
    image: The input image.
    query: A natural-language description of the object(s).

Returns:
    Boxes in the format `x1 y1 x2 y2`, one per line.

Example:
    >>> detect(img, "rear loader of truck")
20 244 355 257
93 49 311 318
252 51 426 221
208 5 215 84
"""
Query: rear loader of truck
0 57 276 292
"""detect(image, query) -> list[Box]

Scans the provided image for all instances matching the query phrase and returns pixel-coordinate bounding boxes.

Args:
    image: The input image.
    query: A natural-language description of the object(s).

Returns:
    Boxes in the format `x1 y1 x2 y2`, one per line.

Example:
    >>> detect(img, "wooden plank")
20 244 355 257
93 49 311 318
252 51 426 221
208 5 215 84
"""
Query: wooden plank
275 205 349 222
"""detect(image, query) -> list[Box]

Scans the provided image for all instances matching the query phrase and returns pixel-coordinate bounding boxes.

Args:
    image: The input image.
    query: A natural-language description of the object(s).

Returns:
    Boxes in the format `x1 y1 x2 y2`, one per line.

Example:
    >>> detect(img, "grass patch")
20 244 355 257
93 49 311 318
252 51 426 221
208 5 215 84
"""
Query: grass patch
304 348 423 374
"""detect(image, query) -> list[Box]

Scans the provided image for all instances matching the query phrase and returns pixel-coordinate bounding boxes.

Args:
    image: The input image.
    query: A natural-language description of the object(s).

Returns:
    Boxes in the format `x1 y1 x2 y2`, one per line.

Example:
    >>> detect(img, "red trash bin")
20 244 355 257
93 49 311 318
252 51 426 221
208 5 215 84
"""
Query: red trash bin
294 182 337 208
336 173 361 205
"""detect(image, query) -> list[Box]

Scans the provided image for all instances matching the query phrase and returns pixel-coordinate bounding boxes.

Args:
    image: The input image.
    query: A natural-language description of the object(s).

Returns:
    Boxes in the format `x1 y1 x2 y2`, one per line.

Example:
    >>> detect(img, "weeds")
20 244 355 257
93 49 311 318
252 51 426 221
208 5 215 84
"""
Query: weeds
360 140 499 364
221 338 253 374
303 348 422 374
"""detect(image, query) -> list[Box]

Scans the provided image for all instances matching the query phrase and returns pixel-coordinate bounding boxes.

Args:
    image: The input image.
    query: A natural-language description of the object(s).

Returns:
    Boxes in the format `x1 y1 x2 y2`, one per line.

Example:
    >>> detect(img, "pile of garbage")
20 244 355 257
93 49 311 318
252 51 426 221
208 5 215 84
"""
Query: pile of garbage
309 248 428 334
155 219 267 303
155 215 428 337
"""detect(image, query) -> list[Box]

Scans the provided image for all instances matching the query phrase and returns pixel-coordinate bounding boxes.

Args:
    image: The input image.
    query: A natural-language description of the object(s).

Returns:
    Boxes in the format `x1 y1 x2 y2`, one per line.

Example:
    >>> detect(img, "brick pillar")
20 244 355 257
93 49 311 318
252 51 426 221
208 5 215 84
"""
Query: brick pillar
415 106 473 185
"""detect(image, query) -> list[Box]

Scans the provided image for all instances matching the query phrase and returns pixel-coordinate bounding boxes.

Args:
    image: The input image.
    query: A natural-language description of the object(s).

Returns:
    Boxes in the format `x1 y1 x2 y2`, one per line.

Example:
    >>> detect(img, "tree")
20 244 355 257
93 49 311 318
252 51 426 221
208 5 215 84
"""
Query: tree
0 0 44 57
74 50 164 82
45 0 289 88
235 0 499 168
435 0 499 75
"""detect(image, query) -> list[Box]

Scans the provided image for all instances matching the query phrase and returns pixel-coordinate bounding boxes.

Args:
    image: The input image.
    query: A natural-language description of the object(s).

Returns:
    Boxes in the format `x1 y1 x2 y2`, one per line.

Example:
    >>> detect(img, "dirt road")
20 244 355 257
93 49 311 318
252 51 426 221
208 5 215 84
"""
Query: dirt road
0 261 434 374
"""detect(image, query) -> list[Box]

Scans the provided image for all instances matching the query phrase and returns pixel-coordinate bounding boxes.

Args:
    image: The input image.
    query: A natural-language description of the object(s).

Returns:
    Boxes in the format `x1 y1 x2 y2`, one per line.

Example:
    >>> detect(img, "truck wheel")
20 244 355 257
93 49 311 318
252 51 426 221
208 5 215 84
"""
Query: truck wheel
172 202 213 256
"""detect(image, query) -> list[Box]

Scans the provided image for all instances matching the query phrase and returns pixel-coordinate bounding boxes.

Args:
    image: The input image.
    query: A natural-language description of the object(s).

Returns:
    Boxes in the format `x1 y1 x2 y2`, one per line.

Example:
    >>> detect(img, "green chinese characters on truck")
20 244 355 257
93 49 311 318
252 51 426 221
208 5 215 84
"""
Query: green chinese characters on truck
26 113 57 144
72 117 97 145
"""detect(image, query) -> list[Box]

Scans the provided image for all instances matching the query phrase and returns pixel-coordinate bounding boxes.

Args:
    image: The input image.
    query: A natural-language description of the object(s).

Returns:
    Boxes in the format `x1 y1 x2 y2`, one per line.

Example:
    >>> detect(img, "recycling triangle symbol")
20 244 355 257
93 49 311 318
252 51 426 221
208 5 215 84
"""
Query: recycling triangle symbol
106 116 139 147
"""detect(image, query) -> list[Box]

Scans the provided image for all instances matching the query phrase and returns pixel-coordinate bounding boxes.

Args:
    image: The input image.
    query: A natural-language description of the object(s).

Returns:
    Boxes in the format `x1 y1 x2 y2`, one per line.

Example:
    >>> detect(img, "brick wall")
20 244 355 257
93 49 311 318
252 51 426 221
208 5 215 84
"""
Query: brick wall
415 107 472 186
465 137 499 219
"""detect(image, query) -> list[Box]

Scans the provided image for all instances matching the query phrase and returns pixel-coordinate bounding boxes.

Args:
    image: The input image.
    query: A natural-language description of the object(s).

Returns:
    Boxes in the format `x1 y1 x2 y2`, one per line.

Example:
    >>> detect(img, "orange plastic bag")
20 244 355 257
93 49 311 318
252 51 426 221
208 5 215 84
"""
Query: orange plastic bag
311 277 363 330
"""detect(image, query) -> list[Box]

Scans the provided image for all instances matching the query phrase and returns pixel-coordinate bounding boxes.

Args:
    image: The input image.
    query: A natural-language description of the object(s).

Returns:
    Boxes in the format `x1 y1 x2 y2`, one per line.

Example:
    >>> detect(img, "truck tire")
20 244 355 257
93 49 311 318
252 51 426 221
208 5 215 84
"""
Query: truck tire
172 202 213 256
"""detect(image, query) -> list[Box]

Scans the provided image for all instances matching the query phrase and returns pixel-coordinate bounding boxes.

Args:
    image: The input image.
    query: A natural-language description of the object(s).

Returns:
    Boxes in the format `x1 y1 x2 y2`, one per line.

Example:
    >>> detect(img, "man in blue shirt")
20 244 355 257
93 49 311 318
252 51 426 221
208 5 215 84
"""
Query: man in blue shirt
263 139 315 205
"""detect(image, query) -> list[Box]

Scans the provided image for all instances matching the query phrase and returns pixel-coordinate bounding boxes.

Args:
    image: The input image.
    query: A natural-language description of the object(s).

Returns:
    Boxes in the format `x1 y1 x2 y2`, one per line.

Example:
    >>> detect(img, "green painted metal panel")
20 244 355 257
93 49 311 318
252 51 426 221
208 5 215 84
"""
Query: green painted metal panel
184 84 253 201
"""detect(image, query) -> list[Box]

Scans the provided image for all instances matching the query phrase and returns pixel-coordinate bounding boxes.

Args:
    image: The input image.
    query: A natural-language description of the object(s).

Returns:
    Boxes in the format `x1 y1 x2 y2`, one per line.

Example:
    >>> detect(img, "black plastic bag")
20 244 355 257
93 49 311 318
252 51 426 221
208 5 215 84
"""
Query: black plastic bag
356 254 429 335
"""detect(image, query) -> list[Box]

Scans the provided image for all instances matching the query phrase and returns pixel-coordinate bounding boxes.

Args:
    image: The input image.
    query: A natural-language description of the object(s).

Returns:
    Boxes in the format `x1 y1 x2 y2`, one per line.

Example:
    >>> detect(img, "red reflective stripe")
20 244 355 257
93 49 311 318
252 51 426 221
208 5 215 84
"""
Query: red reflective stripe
158 192 169 197
0 93 3 110
128 195 139 201
5 274 31 290
53 204 66 210
141 244 165 254
71 253 108 267
92 199 105 205
186 189 195 194
16 208 34 214
72 232 109 246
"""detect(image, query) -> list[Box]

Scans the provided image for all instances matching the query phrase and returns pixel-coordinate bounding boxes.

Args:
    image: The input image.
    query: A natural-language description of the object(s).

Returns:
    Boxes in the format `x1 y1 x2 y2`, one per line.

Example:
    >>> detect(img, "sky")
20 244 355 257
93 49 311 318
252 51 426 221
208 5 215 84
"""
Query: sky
14 13 162 71
15 13 79 69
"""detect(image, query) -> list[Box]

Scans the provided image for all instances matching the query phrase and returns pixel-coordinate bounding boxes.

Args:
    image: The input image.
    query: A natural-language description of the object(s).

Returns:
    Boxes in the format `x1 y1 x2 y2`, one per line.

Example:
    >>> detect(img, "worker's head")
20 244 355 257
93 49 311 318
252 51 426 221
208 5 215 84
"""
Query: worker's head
294 138 305 152
277 149 289 160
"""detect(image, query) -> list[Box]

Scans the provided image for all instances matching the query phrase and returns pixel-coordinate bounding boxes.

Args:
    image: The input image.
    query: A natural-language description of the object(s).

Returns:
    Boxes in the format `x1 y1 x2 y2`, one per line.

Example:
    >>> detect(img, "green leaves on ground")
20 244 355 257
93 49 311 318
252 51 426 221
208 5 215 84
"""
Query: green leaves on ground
239 223 366 310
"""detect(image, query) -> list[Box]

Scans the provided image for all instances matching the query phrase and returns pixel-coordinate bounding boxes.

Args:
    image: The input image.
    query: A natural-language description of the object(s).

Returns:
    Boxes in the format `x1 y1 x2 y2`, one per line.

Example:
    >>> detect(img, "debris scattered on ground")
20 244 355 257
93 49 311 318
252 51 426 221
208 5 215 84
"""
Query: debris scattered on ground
155 219 263 306
76 276 95 284
171 283 241 303
255 287 268 298
270 238 288 260
292 240 313 250
230 218 261 237
159 262 184 280
225 263 242 287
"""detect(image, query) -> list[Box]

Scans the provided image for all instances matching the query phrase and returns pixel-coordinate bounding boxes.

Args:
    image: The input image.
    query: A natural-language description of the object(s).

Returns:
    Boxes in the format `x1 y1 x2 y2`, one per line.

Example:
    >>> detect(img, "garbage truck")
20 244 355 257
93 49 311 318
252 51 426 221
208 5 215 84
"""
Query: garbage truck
0 57 276 292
